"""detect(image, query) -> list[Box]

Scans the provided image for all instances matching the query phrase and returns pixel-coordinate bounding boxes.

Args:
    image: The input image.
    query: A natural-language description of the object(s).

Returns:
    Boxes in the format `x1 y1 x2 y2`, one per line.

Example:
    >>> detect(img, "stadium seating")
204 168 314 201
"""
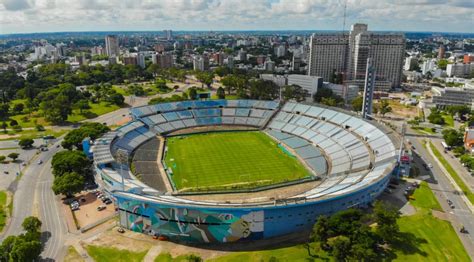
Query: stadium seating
130 99 279 134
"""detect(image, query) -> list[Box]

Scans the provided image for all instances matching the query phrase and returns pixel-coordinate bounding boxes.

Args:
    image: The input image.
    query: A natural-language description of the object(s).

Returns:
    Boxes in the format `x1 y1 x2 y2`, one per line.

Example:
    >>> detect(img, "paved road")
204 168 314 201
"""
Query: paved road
411 137 474 257
37 141 69 261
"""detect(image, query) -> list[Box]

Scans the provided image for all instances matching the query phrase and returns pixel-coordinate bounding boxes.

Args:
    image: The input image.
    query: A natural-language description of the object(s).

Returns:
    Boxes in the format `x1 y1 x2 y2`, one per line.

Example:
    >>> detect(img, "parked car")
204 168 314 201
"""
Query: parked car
117 227 125 233
104 199 113 205
37 160 43 165
97 205 106 211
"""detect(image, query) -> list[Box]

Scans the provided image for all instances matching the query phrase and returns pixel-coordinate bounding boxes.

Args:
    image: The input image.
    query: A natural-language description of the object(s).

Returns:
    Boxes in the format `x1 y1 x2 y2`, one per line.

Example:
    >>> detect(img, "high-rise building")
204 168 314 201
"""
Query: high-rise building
164 30 173 41
193 55 209 71
446 63 474 77
122 53 137 66
438 45 445 60
213 52 225 65
264 58 275 72
105 35 120 57
238 48 247 61
292 56 301 71
137 53 146 69
404 56 417 71
152 53 173 68
308 23 405 91
226 56 234 69
275 45 286 57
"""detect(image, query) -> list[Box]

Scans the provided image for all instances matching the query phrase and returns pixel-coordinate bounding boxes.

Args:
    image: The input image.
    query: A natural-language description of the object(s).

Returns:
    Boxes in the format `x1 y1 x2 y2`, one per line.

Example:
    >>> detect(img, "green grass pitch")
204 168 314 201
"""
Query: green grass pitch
164 131 311 192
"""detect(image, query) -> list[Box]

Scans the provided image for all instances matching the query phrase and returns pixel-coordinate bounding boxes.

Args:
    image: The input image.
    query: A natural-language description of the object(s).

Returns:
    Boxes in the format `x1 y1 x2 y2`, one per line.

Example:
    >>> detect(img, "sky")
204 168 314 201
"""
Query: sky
0 0 473 34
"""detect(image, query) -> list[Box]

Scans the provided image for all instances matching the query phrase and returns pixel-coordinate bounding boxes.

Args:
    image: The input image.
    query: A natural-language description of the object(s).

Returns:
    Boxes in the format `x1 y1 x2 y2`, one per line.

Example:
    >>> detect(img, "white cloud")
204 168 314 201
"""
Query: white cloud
0 0 472 34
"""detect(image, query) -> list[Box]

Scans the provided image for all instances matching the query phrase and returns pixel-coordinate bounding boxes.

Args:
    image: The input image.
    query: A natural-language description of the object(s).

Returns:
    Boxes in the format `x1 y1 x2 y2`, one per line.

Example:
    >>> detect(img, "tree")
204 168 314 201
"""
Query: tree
327 235 351 261
216 87 225 99
442 129 463 147
311 215 330 249
8 238 42 262
22 216 42 233
12 103 24 114
437 59 449 70
282 85 308 102
321 97 338 106
51 150 91 177
378 100 392 116
61 122 110 150
189 88 198 100
427 109 445 125
9 119 18 127
0 155 6 162
313 87 334 102
18 138 34 149
75 99 91 113
52 172 85 197
7 152 19 162
351 96 363 112
373 201 400 243
108 93 125 106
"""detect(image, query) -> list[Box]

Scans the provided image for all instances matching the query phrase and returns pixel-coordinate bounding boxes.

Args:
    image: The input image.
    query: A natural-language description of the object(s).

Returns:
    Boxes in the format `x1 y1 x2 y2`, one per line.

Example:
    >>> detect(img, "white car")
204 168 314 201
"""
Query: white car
38 160 43 165
428 163 433 168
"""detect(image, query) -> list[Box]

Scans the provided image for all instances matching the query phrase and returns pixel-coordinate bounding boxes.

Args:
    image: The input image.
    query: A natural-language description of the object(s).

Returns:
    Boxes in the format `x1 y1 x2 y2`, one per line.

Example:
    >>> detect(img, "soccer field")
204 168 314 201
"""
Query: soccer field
164 131 311 192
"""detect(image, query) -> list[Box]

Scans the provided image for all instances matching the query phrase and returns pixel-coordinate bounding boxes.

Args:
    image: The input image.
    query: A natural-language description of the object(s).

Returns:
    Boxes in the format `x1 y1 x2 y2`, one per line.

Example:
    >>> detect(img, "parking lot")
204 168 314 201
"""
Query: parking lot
70 191 115 228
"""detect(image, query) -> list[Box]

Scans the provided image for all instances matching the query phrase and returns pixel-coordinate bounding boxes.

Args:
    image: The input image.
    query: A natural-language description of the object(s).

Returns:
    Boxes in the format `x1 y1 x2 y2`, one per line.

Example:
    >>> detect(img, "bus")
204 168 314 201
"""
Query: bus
441 141 451 151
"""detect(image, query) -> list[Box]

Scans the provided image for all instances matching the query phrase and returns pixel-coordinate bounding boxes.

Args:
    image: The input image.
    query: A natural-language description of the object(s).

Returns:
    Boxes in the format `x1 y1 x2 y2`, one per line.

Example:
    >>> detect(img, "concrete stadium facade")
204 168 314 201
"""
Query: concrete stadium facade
92 100 399 243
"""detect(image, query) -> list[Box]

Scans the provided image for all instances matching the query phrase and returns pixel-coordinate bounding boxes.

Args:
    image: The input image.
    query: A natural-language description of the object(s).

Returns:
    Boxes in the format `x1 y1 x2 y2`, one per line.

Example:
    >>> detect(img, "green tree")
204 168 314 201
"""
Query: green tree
437 59 449 70
282 84 308 102
0 155 6 162
51 150 91 177
321 97 337 106
52 172 85 197
22 216 42 233
216 87 225 99
442 129 463 147
61 122 109 150
327 235 351 261
75 99 91 113
378 100 392 116
189 88 198 100
7 152 19 162
9 238 42 262
351 96 363 112
311 215 330 249
9 119 18 127
12 103 24 114
373 201 400 243
18 138 34 149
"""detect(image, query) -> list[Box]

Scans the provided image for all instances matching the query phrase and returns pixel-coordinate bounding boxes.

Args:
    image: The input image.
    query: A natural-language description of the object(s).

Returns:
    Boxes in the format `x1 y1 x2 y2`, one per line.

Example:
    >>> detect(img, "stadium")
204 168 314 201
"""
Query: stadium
91 99 400 243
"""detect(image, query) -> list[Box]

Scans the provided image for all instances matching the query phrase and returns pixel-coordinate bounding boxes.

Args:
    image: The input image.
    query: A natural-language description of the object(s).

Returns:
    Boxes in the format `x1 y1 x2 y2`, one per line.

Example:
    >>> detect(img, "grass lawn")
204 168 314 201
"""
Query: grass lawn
0 128 69 141
64 246 84 262
411 126 436 135
67 101 120 122
155 253 208 262
0 191 8 232
85 245 148 262
441 113 454 127
429 141 474 205
211 94 239 100
410 181 442 211
165 131 311 192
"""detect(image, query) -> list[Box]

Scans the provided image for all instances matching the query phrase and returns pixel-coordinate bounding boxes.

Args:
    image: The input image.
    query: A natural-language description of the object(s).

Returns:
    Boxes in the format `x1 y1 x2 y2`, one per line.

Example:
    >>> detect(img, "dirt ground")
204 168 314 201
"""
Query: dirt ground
72 192 115 228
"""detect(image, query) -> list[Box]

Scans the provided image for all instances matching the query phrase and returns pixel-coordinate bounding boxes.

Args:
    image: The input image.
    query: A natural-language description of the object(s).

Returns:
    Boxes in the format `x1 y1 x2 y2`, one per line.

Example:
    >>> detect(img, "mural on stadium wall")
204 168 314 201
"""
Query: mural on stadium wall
117 197 264 243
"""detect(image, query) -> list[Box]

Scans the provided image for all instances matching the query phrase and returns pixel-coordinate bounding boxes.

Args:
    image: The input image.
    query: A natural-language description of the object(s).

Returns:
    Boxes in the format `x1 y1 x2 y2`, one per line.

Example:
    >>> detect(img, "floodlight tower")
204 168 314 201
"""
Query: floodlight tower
362 58 375 119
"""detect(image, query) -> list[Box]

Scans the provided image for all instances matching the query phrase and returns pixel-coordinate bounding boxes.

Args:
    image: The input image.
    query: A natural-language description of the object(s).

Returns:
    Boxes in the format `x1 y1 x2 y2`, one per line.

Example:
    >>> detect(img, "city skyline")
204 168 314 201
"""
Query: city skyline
1 0 473 34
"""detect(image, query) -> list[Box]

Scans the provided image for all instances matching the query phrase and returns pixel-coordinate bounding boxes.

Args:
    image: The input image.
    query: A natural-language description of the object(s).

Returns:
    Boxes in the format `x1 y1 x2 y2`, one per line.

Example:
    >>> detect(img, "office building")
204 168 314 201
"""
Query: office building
154 44 166 53
438 45 445 59
275 45 286 57
193 55 209 71
287 74 323 100
308 23 405 91
292 56 301 71
256 55 266 65
404 56 417 71
152 53 173 68
226 56 234 69
105 35 120 57
122 53 138 66
432 85 474 109
447 63 474 77
264 58 275 72
213 52 225 65
164 30 173 41
137 53 146 69
422 59 436 75
464 54 474 64
238 48 247 61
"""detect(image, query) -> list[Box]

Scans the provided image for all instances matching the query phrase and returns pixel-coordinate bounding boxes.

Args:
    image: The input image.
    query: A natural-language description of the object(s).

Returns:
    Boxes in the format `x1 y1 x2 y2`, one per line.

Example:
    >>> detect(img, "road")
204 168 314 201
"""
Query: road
410 137 474 256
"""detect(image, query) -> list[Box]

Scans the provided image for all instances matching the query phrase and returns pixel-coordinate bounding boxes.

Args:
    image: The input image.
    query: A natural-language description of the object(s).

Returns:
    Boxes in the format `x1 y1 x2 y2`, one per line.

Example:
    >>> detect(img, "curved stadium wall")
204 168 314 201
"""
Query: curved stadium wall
92 99 399 243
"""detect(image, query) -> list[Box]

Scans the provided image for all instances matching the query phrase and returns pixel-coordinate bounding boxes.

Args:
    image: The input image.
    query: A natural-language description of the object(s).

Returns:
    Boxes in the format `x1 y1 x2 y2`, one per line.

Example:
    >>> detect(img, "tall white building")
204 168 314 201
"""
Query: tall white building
164 30 173 41
152 53 173 68
193 55 209 71
105 35 120 57
404 56 417 71
137 53 146 69
421 59 436 75
264 58 275 72
308 23 405 91
275 45 286 57
447 63 474 77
